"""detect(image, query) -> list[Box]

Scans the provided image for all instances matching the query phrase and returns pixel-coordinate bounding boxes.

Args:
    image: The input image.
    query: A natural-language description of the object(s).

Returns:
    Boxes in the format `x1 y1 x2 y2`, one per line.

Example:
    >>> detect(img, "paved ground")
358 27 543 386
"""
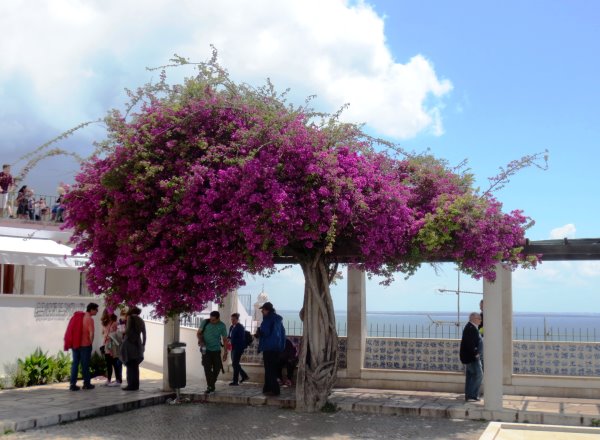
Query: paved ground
6 403 488 440
3 366 600 437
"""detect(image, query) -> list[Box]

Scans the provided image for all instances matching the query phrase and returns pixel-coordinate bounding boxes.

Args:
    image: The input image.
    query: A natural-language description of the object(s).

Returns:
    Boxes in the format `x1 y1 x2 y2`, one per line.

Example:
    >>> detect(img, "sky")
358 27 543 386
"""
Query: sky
1 0 599 314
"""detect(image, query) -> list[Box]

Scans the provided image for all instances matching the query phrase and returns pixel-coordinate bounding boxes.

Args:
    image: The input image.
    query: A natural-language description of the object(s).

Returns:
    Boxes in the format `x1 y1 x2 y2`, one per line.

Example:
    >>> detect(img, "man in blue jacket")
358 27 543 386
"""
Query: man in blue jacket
257 302 285 396
228 313 250 386
460 312 483 402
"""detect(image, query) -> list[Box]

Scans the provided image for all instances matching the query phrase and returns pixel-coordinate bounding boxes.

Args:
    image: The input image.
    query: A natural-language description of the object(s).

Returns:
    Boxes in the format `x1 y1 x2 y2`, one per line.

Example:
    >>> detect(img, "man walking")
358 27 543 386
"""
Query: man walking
228 313 250 386
197 311 228 394
460 312 483 402
64 302 99 391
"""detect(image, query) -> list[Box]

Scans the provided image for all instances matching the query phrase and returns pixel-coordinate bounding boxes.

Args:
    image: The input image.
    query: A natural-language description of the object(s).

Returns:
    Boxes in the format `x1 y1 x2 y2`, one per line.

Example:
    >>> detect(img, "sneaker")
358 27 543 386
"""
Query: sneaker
103 381 112 387
69 385 80 391
240 376 249 384
205 386 215 394
466 398 480 402
229 382 239 386
108 381 121 387
82 384 95 390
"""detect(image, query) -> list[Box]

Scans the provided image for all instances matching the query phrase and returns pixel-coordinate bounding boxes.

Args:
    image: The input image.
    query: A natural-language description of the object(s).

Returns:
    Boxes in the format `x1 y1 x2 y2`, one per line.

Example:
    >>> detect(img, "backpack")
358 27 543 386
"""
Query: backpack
272 318 286 352
197 319 209 346
244 330 253 347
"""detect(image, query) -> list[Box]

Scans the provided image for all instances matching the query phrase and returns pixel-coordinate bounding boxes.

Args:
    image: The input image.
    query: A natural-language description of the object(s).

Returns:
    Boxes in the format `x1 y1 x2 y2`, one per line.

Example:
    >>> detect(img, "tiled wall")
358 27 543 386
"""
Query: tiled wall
242 335 347 368
513 341 600 376
241 336 600 377
364 338 463 371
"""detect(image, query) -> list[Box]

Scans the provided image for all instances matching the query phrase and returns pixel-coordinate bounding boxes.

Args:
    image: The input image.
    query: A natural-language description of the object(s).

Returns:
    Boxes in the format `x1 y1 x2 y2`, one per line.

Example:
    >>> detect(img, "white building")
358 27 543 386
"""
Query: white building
0 220 97 375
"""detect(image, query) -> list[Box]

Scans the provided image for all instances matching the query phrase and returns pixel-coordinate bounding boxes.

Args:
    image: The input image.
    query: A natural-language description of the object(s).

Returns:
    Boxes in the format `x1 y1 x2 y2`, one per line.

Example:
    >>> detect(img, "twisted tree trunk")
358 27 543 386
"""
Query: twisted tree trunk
296 256 338 412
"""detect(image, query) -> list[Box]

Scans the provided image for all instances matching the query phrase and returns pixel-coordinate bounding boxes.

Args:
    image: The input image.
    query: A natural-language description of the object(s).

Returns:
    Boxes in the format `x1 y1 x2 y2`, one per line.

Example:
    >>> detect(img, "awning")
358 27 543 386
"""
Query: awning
0 236 87 269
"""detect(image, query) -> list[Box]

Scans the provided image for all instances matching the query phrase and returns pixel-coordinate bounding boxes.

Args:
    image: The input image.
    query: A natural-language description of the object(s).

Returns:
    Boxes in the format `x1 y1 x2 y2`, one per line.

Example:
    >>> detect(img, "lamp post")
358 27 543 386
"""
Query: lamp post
438 270 482 337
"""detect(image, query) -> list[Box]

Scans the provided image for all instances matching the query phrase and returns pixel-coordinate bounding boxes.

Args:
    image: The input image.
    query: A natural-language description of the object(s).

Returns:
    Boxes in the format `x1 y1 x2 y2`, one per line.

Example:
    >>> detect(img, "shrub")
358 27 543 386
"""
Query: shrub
17 348 54 387
5 349 72 388
51 351 72 383
89 350 106 378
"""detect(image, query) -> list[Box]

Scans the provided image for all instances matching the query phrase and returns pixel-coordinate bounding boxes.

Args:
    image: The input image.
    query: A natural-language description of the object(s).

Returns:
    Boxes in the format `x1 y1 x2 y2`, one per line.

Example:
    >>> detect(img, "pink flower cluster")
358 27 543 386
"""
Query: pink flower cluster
64 88 537 316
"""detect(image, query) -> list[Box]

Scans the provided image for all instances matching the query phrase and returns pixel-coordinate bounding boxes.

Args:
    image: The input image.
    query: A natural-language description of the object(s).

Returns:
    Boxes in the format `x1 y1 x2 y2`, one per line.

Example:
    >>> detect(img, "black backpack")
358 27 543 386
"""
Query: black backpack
244 330 253 347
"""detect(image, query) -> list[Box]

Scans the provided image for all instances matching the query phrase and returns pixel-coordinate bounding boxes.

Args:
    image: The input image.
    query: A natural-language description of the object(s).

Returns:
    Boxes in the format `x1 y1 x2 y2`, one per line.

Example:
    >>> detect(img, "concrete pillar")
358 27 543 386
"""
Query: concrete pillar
346 266 366 379
222 289 238 318
502 269 513 386
483 263 511 411
162 314 180 391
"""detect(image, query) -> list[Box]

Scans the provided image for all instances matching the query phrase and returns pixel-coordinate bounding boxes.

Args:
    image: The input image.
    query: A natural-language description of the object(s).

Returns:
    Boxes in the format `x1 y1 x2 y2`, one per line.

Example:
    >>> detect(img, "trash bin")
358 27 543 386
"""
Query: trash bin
167 342 187 390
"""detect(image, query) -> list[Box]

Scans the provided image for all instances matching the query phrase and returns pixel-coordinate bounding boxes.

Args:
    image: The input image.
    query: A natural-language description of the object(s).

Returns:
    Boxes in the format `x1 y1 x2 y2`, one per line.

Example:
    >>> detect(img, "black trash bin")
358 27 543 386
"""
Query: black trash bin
167 342 187 390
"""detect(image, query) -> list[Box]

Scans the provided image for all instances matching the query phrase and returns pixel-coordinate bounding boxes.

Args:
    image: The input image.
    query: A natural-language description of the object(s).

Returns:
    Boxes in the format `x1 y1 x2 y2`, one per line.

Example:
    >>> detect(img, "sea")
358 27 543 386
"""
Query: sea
276 311 600 342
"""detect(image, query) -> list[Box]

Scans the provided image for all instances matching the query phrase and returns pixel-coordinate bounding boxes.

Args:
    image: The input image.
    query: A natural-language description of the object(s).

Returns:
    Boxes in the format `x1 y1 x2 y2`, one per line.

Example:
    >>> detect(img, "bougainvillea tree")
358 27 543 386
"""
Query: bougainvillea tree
64 55 539 411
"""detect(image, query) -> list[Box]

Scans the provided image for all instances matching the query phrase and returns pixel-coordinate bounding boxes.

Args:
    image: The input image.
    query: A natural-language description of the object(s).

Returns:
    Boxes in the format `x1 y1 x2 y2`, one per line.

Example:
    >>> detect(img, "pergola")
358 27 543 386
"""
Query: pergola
160 238 600 410
343 238 600 411
524 238 600 260
467 238 600 410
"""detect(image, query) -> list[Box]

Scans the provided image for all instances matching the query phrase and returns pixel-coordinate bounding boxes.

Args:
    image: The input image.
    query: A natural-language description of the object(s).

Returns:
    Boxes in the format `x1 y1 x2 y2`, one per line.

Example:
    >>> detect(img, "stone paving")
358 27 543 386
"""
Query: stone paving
0 368 167 433
7 402 488 439
3 367 600 435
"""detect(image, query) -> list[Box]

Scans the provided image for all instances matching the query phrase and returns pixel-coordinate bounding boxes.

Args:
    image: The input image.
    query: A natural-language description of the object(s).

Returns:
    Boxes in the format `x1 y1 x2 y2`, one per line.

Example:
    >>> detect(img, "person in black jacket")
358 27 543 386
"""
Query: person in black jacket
228 313 249 386
277 338 298 387
460 312 483 402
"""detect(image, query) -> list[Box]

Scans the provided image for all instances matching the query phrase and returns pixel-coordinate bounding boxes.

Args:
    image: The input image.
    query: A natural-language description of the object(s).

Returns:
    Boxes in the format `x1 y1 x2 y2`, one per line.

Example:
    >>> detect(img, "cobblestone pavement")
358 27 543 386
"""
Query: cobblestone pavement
8 403 487 440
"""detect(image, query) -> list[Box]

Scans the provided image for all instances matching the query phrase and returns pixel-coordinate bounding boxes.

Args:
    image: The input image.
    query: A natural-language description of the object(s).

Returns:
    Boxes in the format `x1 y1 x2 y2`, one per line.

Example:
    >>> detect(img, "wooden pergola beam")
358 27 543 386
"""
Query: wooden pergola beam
270 238 600 264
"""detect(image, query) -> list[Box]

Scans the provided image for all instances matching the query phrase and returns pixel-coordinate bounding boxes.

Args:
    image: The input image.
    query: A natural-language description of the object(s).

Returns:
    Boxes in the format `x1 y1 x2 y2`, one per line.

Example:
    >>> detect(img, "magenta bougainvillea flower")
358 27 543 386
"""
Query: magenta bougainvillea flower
64 71 537 317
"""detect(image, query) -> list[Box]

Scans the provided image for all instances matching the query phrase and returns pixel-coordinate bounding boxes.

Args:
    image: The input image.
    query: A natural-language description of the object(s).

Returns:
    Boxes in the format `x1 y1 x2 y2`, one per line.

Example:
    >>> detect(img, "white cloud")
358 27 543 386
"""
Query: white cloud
0 0 452 139
549 224 576 239
579 262 600 277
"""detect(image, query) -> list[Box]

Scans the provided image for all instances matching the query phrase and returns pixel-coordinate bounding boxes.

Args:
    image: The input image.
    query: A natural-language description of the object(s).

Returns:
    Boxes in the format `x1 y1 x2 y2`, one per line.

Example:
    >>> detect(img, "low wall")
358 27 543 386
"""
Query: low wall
365 338 462 372
143 321 222 383
142 321 600 398
513 341 600 376
0 294 104 375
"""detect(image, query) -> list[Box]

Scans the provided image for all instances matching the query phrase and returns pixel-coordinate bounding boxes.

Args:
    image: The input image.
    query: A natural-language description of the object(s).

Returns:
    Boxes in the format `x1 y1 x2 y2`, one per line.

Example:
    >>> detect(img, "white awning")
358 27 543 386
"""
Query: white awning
0 236 87 269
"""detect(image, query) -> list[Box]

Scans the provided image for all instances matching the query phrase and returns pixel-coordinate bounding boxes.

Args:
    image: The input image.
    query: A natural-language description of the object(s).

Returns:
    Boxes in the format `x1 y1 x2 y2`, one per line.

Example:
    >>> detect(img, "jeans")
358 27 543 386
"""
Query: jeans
231 347 248 384
202 350 223 389
125 359 142 390
262 351 280 395
465 358 483 400
70 345 92 386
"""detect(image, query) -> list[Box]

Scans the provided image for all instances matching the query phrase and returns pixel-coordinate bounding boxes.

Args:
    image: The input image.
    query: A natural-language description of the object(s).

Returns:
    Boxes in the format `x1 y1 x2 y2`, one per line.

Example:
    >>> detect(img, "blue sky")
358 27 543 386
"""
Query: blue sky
1 1 598 314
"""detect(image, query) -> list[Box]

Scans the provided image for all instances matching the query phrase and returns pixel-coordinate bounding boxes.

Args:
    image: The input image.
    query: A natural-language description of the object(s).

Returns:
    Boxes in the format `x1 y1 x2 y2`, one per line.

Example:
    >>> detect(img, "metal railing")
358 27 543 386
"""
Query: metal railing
144 314 600 343
513 326 600 342
4 193 64 222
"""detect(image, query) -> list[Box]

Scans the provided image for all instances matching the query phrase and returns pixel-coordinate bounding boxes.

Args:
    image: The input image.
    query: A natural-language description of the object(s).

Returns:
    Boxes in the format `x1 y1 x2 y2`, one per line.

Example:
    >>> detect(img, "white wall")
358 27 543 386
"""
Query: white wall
143 321 212 384
0 295 104 375
44 269 81 296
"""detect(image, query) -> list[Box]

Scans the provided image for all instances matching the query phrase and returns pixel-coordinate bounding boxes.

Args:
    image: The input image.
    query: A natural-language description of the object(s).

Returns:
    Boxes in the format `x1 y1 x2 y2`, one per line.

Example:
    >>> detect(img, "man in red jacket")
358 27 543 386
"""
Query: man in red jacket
64 303 99 391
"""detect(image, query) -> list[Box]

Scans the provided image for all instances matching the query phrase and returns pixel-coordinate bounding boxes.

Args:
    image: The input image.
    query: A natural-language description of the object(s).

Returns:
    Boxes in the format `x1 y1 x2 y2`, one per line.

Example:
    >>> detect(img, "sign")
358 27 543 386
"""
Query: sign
34 301 86 321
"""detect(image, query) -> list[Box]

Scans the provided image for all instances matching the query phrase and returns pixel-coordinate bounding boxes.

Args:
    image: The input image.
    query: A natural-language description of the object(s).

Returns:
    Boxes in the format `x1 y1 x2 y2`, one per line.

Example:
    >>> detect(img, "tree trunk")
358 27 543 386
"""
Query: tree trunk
296 256 338 412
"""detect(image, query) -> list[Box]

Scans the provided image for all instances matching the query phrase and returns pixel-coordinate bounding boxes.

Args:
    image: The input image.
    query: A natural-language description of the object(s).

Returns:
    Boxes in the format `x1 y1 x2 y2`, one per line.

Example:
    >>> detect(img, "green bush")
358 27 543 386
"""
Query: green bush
18 348 54 386
51 351 72 383
89 350 106 378
6 348 73 388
